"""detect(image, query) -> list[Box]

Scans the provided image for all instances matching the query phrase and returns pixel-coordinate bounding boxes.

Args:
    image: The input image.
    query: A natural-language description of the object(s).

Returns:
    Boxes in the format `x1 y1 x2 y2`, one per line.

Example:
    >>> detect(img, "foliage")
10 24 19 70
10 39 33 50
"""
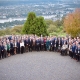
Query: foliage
64 8 80 37
46 19 66 37
22 12 48 36
22 12 36 34
0 25 23 36
11 25 23 35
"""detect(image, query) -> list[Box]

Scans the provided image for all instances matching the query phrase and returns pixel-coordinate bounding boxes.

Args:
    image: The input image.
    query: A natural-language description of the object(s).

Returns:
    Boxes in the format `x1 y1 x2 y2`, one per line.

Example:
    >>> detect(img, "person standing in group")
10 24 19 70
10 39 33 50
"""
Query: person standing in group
7 41 11 57
1 43 5 59
40 37 44 51
72 42 76 59
35 38 40 51
44 37 47 51
68 41 72 58
13 39 17 55
75 42 80 61
46 38 50 51
10 40 14 55
28 37 33 52
32 38 36 51
17 39 20 54
20 40 24 54
3 42 7 58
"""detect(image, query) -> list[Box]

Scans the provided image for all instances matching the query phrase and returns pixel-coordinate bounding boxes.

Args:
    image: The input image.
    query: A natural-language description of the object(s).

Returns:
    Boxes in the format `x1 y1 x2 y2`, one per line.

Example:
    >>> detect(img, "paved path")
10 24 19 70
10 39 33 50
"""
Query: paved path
0 51 80 80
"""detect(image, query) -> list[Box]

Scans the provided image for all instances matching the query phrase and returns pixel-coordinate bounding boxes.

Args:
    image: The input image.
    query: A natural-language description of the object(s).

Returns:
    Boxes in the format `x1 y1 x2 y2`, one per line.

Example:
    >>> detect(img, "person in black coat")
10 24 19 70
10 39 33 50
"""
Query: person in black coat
35 38 40 51
57 37 63 52
10 40 14 55
1 43 4 59
71 42 76 59
17 40 20 54
40 38 44 51
52 38 55 51
28 37 33 52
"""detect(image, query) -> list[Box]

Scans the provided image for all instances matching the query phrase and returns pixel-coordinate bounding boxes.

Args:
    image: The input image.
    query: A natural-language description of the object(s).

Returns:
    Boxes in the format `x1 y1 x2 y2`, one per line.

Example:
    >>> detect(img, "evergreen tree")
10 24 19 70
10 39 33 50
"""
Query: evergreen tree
22 12 36 34
22 12 48 36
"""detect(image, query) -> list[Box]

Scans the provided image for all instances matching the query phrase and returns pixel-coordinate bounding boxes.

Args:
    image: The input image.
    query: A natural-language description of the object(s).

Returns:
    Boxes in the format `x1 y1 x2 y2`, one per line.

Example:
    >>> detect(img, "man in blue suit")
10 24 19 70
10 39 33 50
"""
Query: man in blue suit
35 38 40 51
72 42 76 59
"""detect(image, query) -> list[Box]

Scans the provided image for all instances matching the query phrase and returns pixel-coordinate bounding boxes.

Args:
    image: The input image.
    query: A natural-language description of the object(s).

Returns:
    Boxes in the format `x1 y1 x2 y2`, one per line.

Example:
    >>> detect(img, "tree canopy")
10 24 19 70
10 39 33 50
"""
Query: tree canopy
22 12 48 36
64 8 80 37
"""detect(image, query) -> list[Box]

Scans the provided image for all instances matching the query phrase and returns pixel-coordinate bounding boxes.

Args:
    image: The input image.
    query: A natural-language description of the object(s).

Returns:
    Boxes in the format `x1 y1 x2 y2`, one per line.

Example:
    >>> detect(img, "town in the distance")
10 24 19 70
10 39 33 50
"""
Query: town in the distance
0 0 80 29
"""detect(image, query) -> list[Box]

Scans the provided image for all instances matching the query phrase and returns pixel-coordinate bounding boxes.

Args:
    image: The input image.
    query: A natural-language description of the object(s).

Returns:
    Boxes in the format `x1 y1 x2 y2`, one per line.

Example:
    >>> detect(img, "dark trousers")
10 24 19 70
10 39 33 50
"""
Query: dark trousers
0 53 1 59
44 43 46 51
36 44 39 51
26 45 29 52
71 52 74 58
4 49 7 58
73 52 76 59
17 47 20 54
1 50 4 58
54 47 57 52
41 44 44 51
76 54 80 61
69 51 72 57
29 45 32 52
10 48 14 55
32 45 35 51
21 46 24 54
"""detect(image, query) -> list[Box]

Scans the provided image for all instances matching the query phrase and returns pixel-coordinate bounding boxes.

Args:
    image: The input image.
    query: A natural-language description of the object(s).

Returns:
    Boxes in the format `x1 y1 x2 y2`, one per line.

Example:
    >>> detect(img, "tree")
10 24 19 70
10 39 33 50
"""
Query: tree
64 8 80 37
34 16 48 36
22 12 36 34
11 25 23 34
47 24 57 33
22 12 48 36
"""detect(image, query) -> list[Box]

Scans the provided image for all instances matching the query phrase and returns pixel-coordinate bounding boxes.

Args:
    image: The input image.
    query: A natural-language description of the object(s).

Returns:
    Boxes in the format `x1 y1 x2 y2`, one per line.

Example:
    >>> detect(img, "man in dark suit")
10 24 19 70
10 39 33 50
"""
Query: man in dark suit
25 37 29 52
35 38 40 51
72 42 76 59
17 40 20 54
28 37 33 52
1 43 4 59
57 37 63 52
10 40 14 55
40 38 44 51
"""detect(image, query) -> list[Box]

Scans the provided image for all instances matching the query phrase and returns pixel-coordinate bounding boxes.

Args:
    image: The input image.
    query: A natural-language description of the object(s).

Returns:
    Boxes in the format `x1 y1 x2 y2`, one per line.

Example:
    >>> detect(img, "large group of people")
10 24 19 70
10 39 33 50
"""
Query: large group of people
0 34 80 62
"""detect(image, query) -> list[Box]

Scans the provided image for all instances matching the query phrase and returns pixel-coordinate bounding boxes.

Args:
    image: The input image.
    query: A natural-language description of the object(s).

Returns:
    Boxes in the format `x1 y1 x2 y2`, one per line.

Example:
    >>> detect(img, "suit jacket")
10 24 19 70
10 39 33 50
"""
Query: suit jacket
72 45 76 53
17 42 20 48
1 45 4 51
10 43 14 49
36 40 40 45
28 39 33 46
